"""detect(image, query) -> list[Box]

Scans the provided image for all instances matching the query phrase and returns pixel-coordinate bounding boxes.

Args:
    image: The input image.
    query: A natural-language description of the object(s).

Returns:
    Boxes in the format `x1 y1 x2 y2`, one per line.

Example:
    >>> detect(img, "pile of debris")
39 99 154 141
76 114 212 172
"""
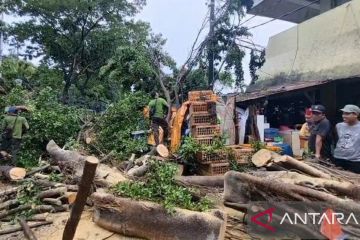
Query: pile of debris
224 149 360 239
0 139 128 239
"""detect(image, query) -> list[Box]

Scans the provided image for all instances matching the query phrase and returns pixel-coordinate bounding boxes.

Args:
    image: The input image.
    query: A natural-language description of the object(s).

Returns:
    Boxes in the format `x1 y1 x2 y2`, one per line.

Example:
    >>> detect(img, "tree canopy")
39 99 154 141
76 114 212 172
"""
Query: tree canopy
5 0 147 101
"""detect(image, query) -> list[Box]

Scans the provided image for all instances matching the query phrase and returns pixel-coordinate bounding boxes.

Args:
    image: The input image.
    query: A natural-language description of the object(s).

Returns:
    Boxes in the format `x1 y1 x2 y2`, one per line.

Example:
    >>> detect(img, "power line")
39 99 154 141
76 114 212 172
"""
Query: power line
239 14 257 26
247 0 320 30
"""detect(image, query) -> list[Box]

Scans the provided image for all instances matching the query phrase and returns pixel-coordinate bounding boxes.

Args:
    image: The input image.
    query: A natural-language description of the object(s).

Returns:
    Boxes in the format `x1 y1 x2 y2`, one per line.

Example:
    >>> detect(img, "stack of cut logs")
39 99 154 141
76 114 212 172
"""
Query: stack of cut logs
0 139 126 238
0 166 78 237
187 90 229 176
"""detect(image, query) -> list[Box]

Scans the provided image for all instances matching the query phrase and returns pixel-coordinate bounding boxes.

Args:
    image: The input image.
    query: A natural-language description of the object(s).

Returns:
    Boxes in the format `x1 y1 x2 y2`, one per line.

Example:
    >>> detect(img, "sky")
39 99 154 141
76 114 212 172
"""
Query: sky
2 0 296 89
136 0 296 86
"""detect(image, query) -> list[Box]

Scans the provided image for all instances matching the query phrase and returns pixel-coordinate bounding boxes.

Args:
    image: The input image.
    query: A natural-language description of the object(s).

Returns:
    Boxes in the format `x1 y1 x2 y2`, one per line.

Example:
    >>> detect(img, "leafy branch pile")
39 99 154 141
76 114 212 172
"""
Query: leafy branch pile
112 160 212 213
94 92 150 159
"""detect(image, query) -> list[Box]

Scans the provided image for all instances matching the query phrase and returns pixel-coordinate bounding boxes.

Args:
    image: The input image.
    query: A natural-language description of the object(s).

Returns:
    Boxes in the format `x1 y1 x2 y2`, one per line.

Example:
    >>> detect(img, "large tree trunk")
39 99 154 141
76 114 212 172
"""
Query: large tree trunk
274 155 332 179
251 171 360 200
46 140 126 186
226 171 360 213
175 175 224 188
91 193 226 240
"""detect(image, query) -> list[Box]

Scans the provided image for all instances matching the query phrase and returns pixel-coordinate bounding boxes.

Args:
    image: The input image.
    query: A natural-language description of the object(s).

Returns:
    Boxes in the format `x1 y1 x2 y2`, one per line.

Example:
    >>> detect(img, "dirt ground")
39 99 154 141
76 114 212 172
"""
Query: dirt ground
1 210 142 240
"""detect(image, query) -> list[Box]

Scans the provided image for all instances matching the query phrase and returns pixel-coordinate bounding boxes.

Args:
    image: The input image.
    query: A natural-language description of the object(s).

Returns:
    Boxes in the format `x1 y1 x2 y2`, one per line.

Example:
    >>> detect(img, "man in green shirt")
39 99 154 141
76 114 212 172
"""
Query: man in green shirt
1 106 29 165
148 92 169 146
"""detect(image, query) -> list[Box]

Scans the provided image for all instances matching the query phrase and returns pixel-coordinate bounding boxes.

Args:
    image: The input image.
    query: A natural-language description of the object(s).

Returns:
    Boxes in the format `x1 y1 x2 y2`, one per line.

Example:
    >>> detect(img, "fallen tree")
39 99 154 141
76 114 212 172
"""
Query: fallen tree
175 175 224 188
252 149 332 179
251 171 360 200
46 140 126 186
91 192 227 240
224 171 360 213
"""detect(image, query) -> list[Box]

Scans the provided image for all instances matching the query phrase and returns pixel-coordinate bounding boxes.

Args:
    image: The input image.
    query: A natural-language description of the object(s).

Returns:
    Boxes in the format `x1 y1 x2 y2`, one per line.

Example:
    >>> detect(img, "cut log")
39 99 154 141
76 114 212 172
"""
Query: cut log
0 187 18 195
26 214 48 222
32 205 55 214
228 171 360 213
25 164 51 177
62 156 98 240
156 144 169 158
0 199 19 211
0 166 26 180
33 173 50 180
37 187 67 199
47 140 126 186
18 218 38 240
251 149 273 167
42 198 62 206
60 192 77 205
66 185 79 192
0 205 31 219
274 155 332 179
99 150 116 163
175 175 224 188
0 221 53 236
91 192 227 240
0 151 11 160
85 137 92 144
127 163 149 177
53 204 69 212
50 166 62 173
252 171 360 200
67 193 77 205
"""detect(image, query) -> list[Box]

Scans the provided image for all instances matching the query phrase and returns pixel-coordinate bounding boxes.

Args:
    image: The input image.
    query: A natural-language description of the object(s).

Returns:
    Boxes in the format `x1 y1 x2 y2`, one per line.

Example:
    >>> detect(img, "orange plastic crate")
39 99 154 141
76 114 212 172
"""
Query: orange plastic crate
195 137 214 146
196 151 228 164
199 162 230 176
190 113 217 126
191 125 220 137
190 102 216 115
227 146 253 164
188 90 214 101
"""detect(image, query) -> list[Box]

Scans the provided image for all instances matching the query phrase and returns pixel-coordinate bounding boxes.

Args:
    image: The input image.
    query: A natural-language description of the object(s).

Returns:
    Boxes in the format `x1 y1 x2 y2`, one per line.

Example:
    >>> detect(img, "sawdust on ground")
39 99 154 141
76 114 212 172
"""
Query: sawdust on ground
0 210 142 240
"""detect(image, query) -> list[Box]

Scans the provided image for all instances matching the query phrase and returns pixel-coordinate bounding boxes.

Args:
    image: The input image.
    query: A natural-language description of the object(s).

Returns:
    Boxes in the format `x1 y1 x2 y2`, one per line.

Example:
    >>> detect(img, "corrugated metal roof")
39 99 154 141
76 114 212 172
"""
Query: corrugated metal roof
236 80 331 102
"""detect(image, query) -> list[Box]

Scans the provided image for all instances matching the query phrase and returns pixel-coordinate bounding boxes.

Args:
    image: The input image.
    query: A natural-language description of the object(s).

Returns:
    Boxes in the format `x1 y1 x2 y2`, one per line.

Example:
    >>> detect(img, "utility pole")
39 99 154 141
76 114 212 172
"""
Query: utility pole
208 0 215 89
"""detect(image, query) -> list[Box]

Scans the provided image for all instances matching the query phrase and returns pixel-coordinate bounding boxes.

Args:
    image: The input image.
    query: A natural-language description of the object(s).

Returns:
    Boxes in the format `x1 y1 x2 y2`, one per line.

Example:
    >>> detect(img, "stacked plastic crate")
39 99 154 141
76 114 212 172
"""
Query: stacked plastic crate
188 91 230 176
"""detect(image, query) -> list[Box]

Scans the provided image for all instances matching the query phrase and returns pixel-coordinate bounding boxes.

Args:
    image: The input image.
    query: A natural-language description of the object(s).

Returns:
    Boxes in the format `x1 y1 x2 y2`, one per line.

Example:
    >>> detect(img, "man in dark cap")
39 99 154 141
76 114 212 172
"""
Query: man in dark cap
333 105 360 172
308 105 333 159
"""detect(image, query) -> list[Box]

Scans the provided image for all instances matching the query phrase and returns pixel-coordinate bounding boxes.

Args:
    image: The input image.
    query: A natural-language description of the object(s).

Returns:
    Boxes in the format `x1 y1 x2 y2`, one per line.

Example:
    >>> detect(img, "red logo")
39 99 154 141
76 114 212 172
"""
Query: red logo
251 207 276 232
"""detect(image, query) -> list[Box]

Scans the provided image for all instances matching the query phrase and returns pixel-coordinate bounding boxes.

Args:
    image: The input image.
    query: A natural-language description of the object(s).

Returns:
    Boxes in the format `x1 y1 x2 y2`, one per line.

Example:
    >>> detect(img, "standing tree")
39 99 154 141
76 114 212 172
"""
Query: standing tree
249 49 265 85
176 0 254 93
100 32 176 104
5 0 146 102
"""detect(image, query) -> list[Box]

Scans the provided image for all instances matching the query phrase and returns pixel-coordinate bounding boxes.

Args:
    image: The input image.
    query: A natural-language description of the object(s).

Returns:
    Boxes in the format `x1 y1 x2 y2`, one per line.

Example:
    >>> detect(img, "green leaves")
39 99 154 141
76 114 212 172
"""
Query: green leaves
14 87 81 167
5 0 147 100
112 160 213 213
95 91 150 159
